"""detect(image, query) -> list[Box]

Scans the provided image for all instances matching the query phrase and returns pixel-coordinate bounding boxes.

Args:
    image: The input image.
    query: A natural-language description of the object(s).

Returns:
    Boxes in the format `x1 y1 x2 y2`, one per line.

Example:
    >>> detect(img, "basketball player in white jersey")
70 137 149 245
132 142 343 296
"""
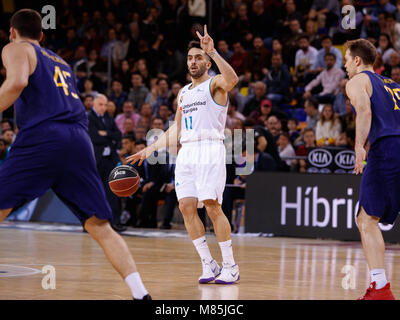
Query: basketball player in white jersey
127 26 240 284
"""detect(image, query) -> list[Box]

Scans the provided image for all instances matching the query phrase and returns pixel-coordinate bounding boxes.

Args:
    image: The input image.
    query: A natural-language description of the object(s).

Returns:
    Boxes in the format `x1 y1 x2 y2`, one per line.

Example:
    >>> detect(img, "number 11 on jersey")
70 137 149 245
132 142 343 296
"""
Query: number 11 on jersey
184 116 193 130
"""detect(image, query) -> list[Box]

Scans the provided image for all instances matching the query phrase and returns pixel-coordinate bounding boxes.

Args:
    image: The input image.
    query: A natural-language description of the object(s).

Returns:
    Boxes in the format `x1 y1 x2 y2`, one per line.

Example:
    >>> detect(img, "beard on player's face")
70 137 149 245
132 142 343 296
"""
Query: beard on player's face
189 64 208 79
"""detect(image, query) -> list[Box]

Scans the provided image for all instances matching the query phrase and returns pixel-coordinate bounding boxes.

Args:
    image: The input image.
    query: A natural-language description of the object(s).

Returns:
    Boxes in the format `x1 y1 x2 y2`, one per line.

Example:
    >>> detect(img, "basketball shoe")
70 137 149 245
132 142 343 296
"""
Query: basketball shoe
215 263 240 284
198 259 221 284
358 282 395 300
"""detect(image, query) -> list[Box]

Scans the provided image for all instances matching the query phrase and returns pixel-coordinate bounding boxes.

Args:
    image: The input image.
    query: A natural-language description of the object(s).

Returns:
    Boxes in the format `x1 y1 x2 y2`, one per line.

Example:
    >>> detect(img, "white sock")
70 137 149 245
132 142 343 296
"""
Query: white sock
193 236 213 263
370 269 388 289
125 272 149 299
219 239 235 266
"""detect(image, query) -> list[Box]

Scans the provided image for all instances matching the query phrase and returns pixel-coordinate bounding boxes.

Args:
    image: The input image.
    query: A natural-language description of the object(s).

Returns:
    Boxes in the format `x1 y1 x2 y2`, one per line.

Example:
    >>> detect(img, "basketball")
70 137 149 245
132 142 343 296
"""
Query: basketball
108 165 140 197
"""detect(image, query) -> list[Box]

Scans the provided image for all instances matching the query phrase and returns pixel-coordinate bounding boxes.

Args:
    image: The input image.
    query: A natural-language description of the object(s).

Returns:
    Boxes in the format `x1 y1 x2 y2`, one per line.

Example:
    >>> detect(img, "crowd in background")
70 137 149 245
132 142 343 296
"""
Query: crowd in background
1 0 400 229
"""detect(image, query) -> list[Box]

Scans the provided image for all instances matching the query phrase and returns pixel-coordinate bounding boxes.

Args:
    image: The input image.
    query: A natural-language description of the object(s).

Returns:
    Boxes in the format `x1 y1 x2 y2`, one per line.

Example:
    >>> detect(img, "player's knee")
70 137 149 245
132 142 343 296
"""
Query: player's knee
357 208 379 231
203 200 222 221
84 216 112 237
178 198 197 217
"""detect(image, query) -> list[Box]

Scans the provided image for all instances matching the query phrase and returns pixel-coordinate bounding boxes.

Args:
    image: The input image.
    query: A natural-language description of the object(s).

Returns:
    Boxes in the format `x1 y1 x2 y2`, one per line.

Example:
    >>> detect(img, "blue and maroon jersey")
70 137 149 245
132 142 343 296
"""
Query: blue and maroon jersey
356 71 400 145
14 43 87 133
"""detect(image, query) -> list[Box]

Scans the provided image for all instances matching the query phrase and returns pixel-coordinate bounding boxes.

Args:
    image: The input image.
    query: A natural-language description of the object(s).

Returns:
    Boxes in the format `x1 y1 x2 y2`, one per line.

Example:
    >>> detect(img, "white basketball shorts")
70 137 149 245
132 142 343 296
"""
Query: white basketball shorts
174 140 226 206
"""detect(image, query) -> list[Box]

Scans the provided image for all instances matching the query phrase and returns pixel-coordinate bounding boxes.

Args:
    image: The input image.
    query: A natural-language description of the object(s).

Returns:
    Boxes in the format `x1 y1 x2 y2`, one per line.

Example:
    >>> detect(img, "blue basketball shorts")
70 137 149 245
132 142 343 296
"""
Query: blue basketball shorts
0 122 112 225
359 136 400 224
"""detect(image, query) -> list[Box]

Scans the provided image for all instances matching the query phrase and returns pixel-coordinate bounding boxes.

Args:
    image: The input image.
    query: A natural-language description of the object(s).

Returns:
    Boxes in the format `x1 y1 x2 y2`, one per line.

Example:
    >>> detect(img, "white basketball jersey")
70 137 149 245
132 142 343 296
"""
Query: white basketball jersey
178 77 228 144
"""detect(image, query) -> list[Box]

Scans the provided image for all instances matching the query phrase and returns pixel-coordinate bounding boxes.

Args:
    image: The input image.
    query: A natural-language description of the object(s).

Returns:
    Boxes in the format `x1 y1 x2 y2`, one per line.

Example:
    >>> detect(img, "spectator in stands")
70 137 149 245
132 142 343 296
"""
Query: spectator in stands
282 18 303 67
106 100 118 118
229 40 247 75
383 51 400 78
265 115 282 143
296 128 317 173
0 139 8 167
100 28 118 62
134 58 152 88
304 97 320 131
342 98 356 131
167 82 182 112
116 60 132 92
249 0 275 40
128 73 149 111
1 129 14 149
81 79 99 99
88 94 123 232
115 100 140 135
336 127 356 149
333 79 349 117
152 78 170 114
138 103 154 130
304 53 345 104
391 66 400 84
287 118 300 144
243 81 267 116
315 104 342 146
377 33 397 65
123 118 136 138
217 39 233 61
387 13 400 51
135 126 148 142
158 104 172 129
243 36 271 81
305 19 322 49
109 79 128 112
1 119 13 132
264 52 292 105
293 34 318 87
311 36 343 73
278 132 296 169
278 0 304 33
82 95 95 115
249 99 272 126
307 0 340 28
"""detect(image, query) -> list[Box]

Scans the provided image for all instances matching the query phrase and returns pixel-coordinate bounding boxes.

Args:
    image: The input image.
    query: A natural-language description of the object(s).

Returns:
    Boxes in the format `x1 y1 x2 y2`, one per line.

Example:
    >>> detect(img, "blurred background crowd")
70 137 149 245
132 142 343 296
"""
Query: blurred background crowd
0 0 399 230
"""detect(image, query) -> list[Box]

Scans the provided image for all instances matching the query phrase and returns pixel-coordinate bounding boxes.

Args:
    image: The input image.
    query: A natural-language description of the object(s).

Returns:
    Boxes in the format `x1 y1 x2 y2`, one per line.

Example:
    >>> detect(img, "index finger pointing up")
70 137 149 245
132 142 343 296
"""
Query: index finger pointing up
204 25 208 36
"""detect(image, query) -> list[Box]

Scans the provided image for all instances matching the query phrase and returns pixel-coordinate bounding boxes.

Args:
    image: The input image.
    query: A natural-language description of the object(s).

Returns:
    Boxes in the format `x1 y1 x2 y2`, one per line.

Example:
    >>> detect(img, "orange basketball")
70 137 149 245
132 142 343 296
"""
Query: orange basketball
108 165 140 197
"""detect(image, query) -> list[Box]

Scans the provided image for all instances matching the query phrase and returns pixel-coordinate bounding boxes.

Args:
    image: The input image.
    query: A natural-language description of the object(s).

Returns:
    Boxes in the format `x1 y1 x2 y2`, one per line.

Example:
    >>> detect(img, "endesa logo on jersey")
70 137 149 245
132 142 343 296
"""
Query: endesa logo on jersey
308 148 333 168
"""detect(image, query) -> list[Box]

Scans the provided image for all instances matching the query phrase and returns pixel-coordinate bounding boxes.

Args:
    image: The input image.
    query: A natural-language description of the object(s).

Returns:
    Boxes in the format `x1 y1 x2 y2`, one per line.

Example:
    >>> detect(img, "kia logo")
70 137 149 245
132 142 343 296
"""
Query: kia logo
308 149 333 168
334 150 355 169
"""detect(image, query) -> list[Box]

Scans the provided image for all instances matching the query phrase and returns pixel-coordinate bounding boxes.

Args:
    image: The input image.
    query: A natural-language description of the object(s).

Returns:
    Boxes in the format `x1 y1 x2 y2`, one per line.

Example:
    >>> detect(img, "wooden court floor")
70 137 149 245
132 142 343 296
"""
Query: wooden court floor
0 226 400 300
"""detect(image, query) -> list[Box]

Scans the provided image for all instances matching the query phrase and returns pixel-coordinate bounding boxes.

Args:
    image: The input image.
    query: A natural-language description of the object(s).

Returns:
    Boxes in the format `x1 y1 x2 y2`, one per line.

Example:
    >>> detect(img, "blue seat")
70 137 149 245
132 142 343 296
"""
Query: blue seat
293 108 307 122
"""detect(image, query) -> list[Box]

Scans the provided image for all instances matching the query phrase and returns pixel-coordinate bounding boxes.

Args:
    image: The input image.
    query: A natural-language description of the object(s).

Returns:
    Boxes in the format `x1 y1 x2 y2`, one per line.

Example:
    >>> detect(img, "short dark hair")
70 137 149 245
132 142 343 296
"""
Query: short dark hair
345 38 377 66
10 9 42 40
321 35 332 43
324 52 336 60
298 34 310 42
187 40 210 60
122 135 135 142
135 139 147 146
306 97 319 109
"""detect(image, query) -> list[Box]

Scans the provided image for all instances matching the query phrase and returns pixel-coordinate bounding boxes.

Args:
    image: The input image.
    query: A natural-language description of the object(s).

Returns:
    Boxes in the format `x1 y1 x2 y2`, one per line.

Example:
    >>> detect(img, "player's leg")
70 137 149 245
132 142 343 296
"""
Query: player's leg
179 197 220 283
83 216 150 299
204 199 239 285
54 126 150 299
357 207 385 272
0 209 12 222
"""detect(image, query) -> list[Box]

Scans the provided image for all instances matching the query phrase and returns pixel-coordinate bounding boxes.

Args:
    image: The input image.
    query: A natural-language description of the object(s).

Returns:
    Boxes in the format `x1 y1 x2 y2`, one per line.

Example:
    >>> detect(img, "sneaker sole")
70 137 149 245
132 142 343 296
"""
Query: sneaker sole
215 275 240 285
199 277 216 284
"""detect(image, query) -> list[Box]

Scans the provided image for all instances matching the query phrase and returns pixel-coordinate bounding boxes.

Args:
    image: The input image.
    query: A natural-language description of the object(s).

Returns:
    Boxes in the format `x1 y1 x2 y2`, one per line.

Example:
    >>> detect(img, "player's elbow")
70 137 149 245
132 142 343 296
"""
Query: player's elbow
9 78 28 91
